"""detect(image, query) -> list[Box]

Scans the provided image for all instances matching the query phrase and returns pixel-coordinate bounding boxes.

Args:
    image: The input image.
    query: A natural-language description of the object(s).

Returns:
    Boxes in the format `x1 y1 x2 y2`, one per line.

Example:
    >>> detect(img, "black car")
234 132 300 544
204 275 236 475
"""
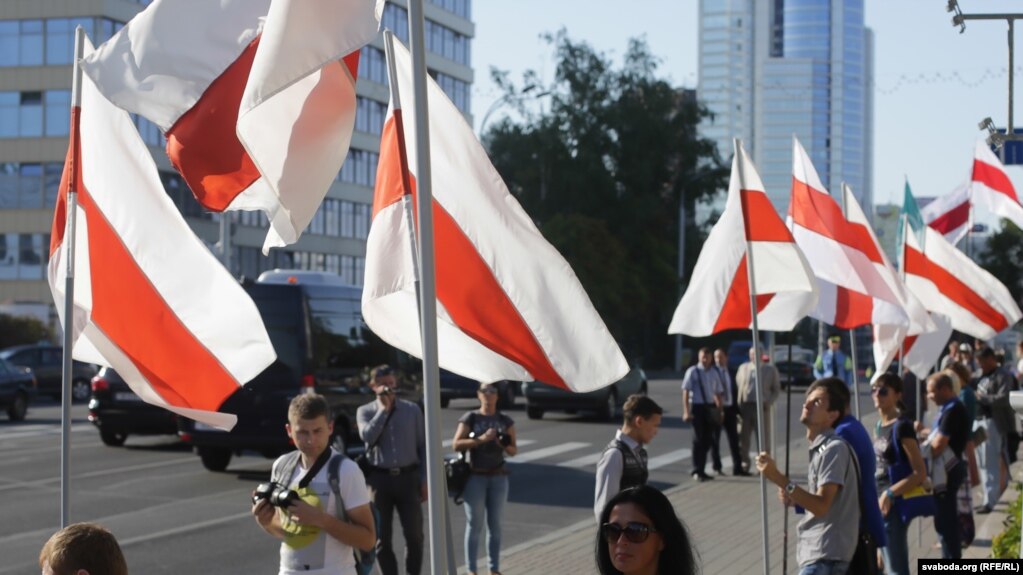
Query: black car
0 358 37 421
0 344 97 402
178 271 421 472
521 368 647 421
87 367 179 446
439 369 517 409
775 359 815 388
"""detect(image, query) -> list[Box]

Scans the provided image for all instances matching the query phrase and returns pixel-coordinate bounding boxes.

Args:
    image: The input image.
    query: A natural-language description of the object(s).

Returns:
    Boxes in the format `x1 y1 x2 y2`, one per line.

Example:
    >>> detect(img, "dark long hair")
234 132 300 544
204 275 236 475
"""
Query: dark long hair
874 372 908 414
595 485 698 575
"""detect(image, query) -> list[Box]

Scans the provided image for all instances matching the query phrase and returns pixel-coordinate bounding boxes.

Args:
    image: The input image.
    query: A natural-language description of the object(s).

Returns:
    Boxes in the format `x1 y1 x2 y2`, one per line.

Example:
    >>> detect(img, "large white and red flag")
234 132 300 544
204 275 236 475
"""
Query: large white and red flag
668 140 818 337
81 0 382 253
972 140 1023 230
899 313 954 379
902 185 1021 340
362 38 628 392
921 182 971 245
48 39 276 430
787 138 904 330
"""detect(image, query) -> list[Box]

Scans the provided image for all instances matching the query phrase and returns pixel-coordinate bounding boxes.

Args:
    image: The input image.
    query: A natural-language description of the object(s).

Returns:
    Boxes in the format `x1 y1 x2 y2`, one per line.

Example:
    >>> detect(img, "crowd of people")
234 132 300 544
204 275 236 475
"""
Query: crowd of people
37 339 1023 575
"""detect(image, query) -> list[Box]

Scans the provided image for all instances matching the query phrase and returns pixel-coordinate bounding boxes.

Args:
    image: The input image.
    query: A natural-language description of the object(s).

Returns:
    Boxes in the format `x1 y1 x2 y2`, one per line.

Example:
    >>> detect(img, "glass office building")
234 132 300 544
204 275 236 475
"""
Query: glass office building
698 0 873 214
0 0 474 323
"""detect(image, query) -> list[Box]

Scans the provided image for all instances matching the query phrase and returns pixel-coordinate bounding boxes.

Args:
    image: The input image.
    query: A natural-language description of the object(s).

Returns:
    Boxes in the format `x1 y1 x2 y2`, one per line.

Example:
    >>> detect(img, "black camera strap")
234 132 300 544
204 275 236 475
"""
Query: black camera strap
297 448 333 489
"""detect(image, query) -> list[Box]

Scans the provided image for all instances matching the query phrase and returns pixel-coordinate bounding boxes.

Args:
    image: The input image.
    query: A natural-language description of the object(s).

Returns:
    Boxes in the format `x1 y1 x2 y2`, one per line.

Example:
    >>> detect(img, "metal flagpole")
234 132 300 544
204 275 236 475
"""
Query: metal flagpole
382 31 457 575
405 4 449 573
781 331 795 575
739 146 770 575
60 26 86 529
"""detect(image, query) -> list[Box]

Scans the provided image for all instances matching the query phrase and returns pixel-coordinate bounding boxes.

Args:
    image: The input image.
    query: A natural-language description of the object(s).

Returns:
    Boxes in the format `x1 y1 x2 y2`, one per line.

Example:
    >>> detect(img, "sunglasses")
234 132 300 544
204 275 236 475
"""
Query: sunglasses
601 522 657 544
870 386 890 397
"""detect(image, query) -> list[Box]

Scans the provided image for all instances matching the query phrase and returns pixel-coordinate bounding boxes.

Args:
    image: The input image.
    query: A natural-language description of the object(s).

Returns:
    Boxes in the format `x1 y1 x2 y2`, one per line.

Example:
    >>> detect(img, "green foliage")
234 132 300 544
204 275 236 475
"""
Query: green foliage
485 31 728 366
978 219 1023 304
0 313 52 349
992 482 1022 558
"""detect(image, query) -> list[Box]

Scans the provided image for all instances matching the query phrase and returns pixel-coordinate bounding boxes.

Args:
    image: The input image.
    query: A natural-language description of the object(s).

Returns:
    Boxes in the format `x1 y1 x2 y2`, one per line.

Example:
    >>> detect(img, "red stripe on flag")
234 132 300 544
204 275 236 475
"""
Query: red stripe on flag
712 254 776 333
78 187 241 410
165 38 263 212
740 189 792 242
51 107 80 257
789 179 884 263
903 335 920 355
927 199 970 235
373 114 412 217
904 246 1009 334
973 159 1019 203
833 286 873 329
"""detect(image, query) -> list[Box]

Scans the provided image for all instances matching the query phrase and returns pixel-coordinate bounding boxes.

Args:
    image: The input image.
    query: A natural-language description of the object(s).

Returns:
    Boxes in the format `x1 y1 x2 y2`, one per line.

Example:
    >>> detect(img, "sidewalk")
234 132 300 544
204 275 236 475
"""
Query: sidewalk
490 445 1019 574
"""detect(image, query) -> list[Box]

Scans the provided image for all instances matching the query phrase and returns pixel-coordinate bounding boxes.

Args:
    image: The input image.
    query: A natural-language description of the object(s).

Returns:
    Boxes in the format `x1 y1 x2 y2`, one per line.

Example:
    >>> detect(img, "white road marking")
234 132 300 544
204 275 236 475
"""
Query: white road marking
647 448 692 470
507 441 589 463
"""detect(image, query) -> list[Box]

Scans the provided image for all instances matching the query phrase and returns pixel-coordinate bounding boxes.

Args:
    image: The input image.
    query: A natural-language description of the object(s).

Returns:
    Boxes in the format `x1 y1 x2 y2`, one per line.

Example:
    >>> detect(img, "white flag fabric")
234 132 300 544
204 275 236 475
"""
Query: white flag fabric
81 0 382 253
972 140 1023 231
904 224 1021 340
787 138 903 330
48 39 275 430
901 313 954 379
669 140 818 336
921 182 971 245
362 38 628 392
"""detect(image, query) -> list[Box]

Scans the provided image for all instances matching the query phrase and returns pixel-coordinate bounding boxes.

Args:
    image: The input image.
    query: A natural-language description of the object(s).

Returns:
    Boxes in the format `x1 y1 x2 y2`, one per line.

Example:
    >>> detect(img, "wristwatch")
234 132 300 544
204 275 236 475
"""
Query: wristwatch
785 482 797 495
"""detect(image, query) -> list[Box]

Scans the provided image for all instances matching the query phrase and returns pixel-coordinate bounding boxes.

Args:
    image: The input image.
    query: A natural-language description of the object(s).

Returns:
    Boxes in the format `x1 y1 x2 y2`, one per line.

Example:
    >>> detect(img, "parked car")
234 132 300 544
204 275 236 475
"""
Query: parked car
87 367 179 446
0 358 36 421
439 369 517 409
177 270 421 472
775 359 815 388
521 368 647 421
0 344 97 402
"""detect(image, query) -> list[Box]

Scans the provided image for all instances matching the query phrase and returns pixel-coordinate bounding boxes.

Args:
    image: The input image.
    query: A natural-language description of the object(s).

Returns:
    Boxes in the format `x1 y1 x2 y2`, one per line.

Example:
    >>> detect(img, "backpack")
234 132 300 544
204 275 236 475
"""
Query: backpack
273 451 380 575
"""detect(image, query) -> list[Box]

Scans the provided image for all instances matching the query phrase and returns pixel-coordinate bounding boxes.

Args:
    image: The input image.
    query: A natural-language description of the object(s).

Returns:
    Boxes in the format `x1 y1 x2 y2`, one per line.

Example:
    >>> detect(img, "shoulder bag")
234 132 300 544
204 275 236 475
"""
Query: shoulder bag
886 418 936 523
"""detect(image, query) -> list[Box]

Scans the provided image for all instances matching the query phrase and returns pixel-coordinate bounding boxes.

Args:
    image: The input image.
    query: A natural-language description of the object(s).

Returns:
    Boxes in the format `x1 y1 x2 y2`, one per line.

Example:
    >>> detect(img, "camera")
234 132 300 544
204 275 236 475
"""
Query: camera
252 481 299 508
498 433 512 447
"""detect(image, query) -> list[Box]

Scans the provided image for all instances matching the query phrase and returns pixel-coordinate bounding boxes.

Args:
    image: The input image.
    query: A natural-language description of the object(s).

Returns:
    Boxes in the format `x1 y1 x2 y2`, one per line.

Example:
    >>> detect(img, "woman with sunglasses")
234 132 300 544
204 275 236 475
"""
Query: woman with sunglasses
596 485 697 575
451 382 517 575
871 373 927 575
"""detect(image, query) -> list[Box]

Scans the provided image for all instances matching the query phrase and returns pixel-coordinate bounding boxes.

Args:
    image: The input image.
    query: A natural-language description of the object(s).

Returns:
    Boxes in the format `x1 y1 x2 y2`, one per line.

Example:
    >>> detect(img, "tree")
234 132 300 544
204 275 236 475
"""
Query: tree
485 32 728 366
0 313 52 349
977 219 1023 304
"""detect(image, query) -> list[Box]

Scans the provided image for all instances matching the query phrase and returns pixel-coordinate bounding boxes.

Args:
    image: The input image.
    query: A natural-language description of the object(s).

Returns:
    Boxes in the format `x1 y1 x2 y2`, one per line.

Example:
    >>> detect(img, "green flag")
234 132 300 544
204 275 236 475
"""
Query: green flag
897 181 926 270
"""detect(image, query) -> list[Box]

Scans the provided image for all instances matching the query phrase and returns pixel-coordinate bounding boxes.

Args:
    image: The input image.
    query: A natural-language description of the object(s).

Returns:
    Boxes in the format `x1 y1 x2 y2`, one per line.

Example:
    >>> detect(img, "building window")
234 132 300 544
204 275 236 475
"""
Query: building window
0 18 125 67
0 232 49 280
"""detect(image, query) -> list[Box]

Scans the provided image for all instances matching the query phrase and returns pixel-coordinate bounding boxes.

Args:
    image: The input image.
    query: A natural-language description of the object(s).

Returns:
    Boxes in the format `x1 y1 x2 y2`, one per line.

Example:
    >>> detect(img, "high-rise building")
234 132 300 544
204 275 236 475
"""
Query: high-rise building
0 0 474 326
698 0 873 215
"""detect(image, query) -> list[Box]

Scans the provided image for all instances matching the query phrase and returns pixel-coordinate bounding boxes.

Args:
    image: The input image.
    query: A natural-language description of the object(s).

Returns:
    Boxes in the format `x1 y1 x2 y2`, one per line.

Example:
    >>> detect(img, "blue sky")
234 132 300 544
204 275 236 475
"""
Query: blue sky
470 1 1023 213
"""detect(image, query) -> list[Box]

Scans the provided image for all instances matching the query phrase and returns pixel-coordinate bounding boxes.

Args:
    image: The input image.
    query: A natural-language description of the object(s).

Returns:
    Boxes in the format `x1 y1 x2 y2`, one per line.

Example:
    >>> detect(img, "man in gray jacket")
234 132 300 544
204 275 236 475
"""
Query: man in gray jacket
974 347 1018 514
736 348 780 473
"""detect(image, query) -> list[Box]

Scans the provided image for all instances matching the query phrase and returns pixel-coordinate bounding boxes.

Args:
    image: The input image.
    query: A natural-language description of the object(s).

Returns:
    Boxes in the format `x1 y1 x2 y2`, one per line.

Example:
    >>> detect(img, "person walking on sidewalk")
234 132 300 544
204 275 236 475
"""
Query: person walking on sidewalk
682 347 724 482
593 395 664 522
737 348 780 472
452 382 518 575
596 485 698 575
710 348 747 476
356 365 426 575
757 378 860 575
919 372 969 559
871 373 927 575
973 347 1017 514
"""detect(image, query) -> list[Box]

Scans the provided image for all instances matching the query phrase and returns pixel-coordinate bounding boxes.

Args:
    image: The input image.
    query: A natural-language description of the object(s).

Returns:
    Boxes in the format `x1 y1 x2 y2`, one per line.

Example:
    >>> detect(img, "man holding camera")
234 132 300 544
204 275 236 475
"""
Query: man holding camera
357 365 427 575
252 393 376 575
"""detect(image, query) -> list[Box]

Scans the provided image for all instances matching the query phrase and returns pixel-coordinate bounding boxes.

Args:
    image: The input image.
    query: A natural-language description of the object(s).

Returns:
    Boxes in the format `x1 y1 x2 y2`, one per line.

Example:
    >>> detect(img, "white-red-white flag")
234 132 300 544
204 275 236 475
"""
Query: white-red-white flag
787 138 903 330
901 313 954 379
49 39 276 430
668 140 818 336
362 38 627 392
903 212 1021 340
972 140 1023 230
921 182 971 245
81 0 382 253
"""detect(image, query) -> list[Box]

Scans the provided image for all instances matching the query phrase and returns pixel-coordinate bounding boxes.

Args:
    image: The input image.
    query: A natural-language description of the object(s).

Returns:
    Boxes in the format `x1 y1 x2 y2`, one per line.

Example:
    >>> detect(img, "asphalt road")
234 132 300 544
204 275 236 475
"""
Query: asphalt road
0 377 848 574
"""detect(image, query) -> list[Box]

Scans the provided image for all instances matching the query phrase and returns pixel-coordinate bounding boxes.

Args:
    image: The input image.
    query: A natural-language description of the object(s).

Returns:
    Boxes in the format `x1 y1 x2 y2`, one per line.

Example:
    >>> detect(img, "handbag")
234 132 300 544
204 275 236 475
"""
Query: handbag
444 451 471 504
887 418 936 523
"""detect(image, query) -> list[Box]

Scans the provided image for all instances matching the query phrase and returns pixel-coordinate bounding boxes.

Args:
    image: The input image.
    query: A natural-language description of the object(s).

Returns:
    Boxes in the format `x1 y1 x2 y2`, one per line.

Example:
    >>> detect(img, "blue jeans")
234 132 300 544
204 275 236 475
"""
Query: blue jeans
798 560 849 575
977 419 1005 508
462 473 509 573
882 510 910 575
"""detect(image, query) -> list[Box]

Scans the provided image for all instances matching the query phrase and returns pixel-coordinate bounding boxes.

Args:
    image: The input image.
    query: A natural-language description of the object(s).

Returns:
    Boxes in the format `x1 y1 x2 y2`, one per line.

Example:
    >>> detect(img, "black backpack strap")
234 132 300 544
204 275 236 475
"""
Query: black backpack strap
327 453 347 520
273 451 302 487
